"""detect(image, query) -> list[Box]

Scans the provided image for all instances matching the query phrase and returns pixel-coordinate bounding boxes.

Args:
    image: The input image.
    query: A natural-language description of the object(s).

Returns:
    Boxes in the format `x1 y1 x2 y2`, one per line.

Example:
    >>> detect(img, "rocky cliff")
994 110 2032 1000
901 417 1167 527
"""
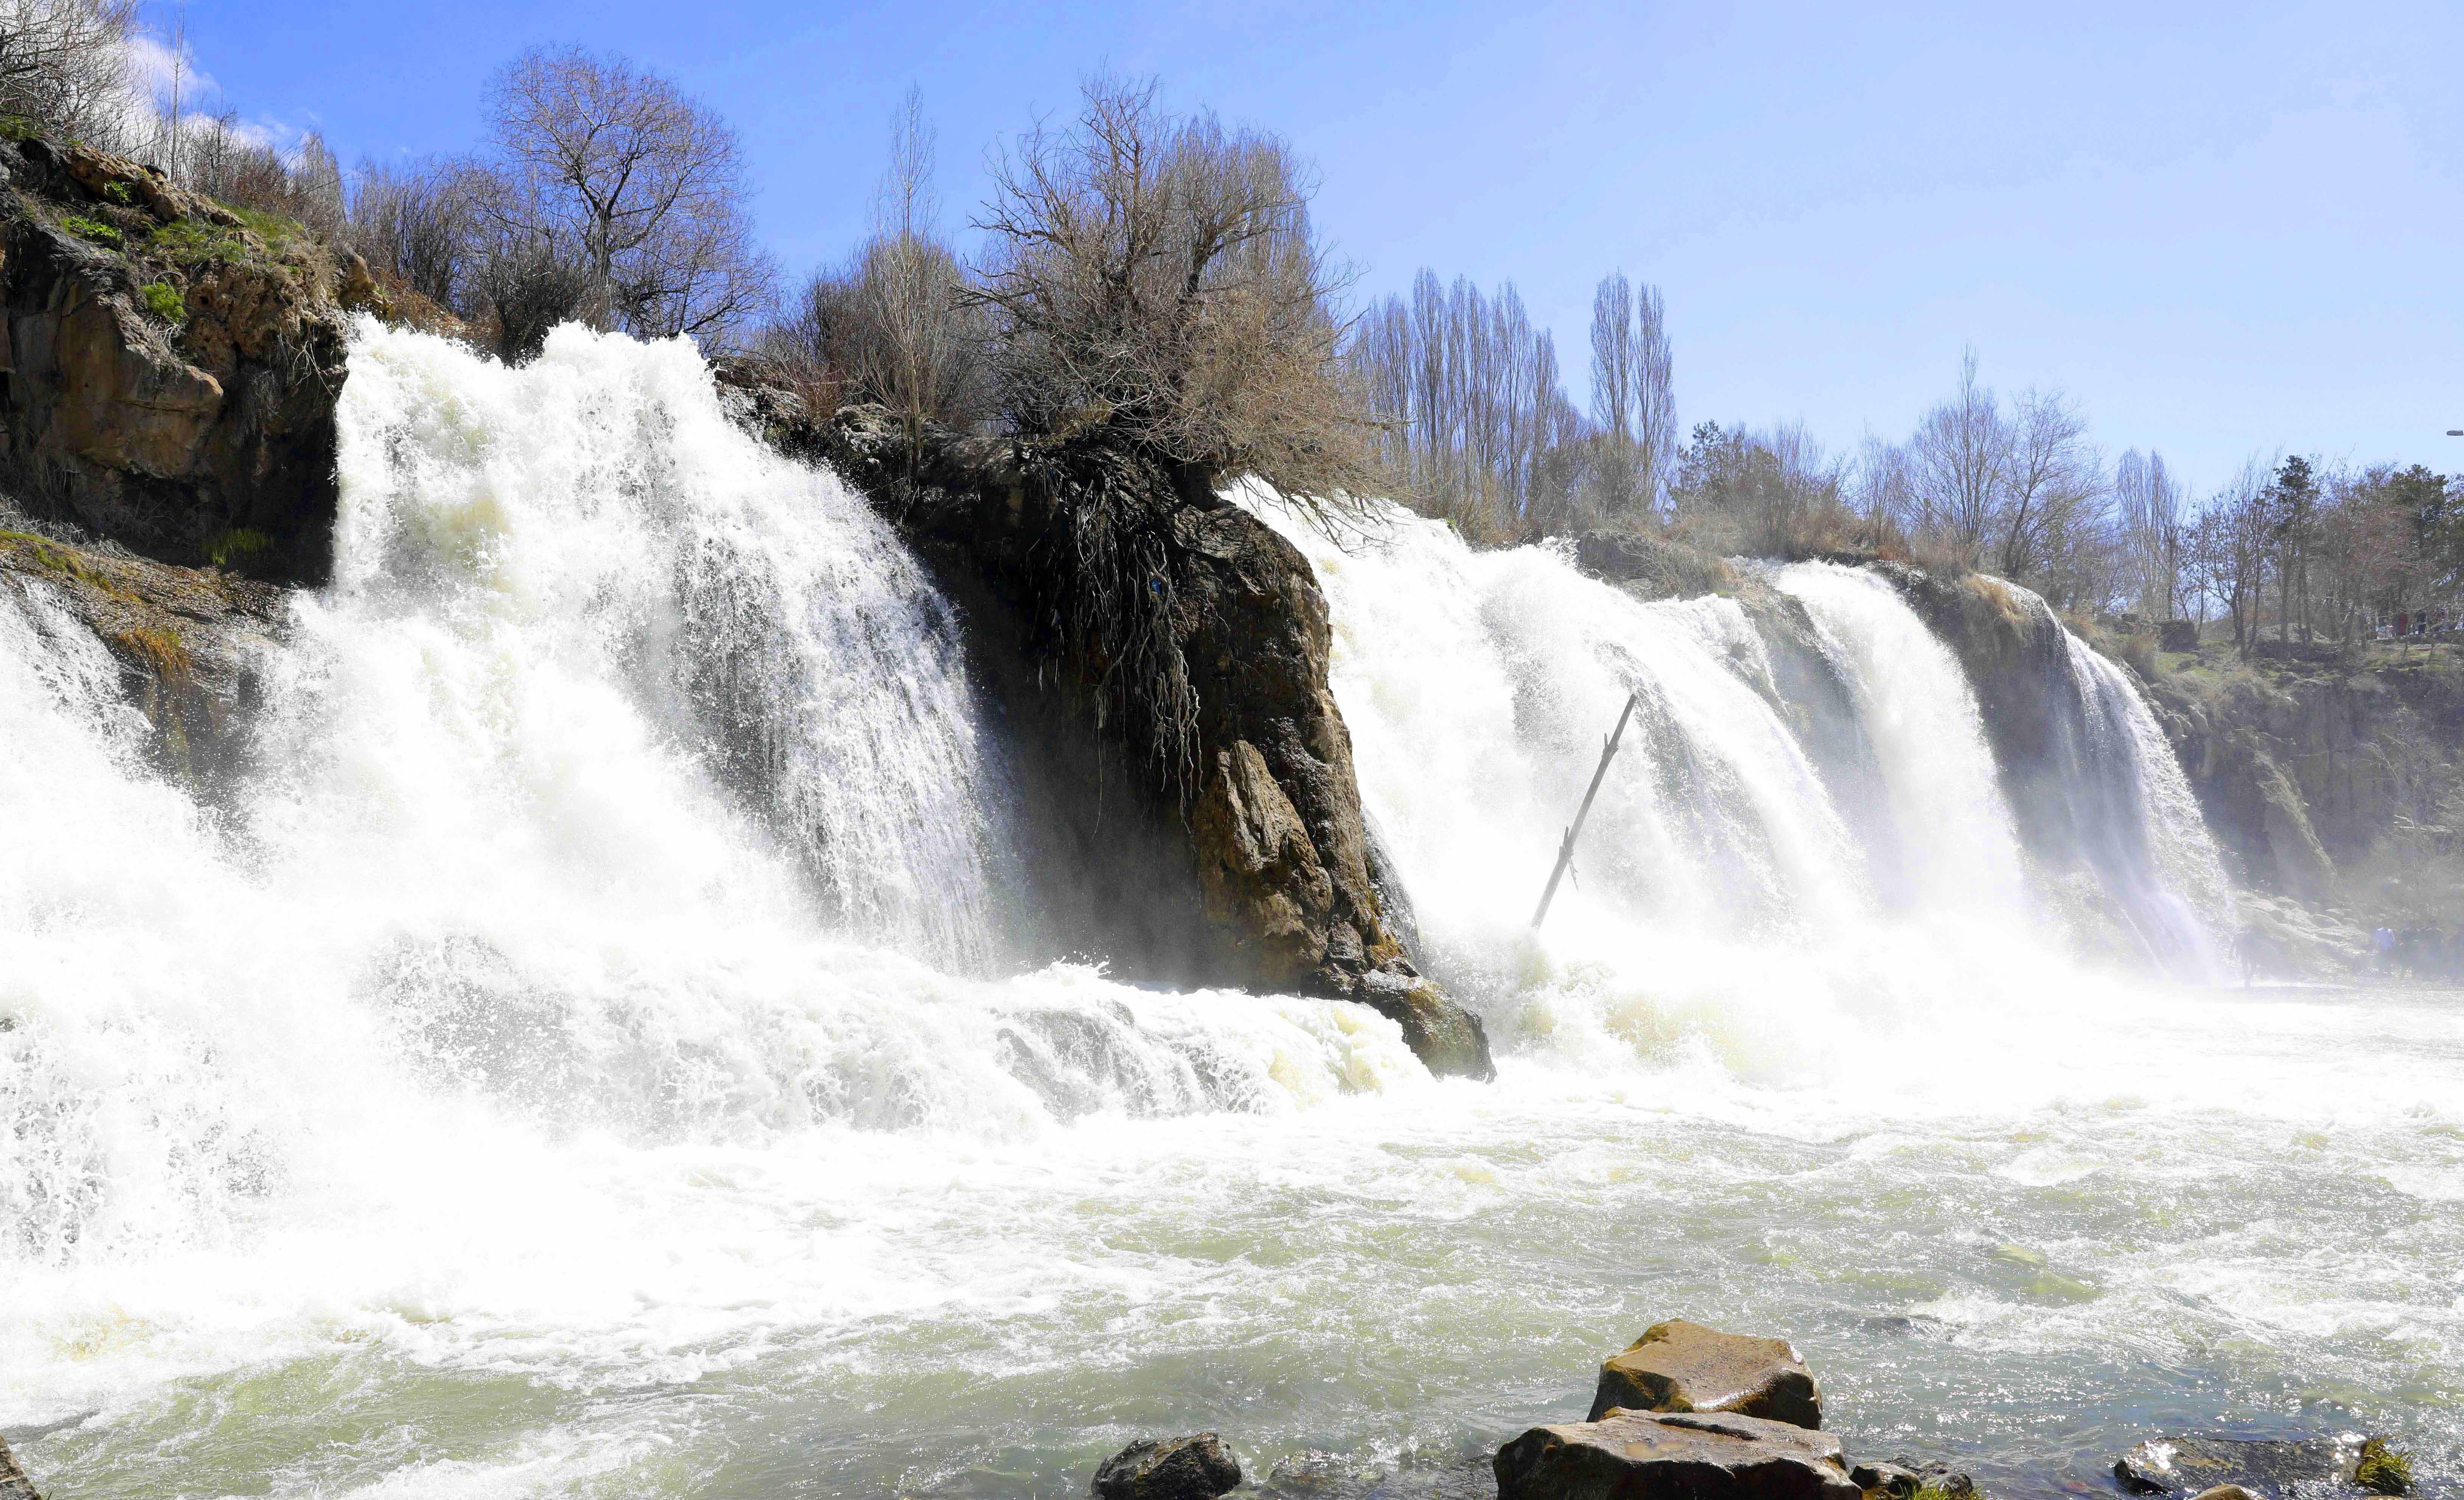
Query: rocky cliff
2142 646 2464 912
720 368 1495 1078
0 134 376 584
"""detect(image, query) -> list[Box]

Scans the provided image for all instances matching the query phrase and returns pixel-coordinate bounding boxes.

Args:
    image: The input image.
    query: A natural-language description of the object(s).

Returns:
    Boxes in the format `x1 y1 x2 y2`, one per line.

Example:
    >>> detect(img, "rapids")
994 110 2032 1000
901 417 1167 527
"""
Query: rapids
2 328 2457 1499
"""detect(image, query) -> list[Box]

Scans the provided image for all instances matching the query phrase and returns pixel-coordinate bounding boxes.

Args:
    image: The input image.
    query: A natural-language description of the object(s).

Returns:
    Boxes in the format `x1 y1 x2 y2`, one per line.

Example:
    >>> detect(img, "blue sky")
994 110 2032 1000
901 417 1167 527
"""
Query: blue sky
177 0 2463 489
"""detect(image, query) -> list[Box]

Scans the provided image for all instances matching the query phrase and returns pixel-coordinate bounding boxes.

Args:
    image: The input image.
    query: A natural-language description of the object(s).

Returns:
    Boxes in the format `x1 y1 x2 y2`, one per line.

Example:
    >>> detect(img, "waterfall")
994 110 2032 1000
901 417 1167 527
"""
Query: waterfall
1251 497 2233 1069
0 326 1419 1295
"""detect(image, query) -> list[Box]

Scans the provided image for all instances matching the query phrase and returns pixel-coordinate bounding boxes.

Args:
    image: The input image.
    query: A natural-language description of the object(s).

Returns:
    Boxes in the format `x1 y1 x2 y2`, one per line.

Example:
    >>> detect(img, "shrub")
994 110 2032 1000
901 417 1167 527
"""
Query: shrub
149 219 246 267
139 280 184 323
58 212 120 246
970 73 1380 521
101 178 130 205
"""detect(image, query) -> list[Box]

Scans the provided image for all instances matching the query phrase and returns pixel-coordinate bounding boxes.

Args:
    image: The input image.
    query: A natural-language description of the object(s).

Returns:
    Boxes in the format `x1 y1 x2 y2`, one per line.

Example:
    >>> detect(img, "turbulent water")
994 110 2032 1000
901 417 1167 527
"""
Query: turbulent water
3 331 2458 1500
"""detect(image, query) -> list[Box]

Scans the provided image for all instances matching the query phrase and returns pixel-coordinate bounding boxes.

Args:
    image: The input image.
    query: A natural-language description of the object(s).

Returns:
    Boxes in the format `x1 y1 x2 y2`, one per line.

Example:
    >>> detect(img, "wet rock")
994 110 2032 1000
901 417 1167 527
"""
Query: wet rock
1851 1461 1921 1497
716 371 1495 1080
1495 1408 1858 1500
2187 1487 2257 1500
1091 1432 1242 1500
0 1433 42 1500
0 517 284 795
1587 1319 1823 1429
2113 1435 2376 1496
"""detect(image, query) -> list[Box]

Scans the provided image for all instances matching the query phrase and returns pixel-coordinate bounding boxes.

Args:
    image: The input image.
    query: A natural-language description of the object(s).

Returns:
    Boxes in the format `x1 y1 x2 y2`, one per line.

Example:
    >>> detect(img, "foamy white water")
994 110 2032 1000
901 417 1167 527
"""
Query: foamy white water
2 345 2456 1500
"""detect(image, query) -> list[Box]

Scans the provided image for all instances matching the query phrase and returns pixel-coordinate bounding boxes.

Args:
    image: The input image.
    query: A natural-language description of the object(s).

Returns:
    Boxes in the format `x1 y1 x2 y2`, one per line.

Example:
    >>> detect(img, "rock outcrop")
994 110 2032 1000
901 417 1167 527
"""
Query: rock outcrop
1573 529 1739 602
1091 1433 1243 1500
717 369 1493 1079
1495 1409 1859 1500
2144 651 2464 902
0 133 376 584
1587 1320 1823 1429
0 513 283 791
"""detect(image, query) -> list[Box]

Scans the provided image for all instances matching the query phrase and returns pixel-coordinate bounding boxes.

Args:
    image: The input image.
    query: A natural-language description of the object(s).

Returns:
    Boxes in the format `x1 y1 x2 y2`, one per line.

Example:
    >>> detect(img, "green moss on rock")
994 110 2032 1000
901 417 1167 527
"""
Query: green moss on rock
2356 1438 2413 1496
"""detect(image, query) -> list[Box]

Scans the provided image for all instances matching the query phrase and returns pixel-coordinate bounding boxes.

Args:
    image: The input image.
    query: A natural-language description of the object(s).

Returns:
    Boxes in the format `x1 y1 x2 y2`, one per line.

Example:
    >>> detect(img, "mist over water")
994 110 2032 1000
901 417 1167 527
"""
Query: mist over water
2 333 2457 1499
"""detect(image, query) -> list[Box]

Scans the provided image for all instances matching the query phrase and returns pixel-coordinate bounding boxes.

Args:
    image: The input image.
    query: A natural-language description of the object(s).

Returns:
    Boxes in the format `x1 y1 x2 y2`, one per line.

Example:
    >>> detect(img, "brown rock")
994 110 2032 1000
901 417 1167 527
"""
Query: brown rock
1588 1319 1823 1429
1091 1433 1242 1500
1496 1408 1858 1500
747 387 1495 1080
2 131 351 583
0 1432 42 1500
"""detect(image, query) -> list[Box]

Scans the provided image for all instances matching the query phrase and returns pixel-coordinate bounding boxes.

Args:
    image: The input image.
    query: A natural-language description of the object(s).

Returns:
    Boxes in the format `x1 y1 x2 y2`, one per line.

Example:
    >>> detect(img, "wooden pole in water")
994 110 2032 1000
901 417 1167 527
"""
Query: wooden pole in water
1530 691 1641 930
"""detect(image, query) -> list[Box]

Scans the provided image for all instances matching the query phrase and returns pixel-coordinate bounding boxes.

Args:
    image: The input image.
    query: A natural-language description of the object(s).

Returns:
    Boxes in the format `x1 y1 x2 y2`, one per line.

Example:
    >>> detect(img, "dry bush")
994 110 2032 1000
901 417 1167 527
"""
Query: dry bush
0 0 138 141
969 73 1381 522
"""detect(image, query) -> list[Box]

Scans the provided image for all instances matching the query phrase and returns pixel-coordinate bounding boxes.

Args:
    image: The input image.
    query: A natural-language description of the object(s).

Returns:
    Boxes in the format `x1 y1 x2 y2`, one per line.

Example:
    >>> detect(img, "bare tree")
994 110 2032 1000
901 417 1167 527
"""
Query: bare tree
1346 269 1587 540
1906 347 2009 562
969 73 1380 518
348 156 480 308
0 0 137 143
2116 448 2188 619
1584 270 1673 526
2188 458 2276 655
853 86 987 454
1994 387 2102 584
484 45 775 345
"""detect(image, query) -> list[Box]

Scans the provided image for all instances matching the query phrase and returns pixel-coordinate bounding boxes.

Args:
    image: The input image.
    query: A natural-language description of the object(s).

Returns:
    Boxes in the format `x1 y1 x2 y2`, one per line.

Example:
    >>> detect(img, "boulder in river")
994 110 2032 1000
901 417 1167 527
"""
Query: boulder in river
2113 1435 2401 1497
1588 1319 1824 1429
1091 1432 1242 1500
1497 1408 1858 1500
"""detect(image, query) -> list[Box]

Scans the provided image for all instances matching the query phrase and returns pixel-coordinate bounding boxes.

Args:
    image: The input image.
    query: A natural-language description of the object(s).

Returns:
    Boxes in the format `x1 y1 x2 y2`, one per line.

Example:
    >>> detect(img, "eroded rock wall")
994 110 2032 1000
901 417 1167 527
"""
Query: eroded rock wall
0 135 375 584
724 372 1492 1077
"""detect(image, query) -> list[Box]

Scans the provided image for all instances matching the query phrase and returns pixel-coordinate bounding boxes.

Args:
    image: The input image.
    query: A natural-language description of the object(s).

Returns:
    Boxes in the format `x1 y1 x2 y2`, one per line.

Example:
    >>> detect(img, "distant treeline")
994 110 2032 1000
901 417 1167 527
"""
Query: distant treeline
8 0 2458 644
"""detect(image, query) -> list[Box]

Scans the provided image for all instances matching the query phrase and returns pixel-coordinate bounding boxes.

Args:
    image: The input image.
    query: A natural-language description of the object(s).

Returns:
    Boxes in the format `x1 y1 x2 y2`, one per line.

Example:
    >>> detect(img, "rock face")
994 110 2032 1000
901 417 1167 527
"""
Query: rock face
720 371 1493 1080
1091 1433 1243 1500
2145 652 2464 902
0 514 283 791
1495 1409 1859 1500
1588 1320 1823 1429
0 133 374 584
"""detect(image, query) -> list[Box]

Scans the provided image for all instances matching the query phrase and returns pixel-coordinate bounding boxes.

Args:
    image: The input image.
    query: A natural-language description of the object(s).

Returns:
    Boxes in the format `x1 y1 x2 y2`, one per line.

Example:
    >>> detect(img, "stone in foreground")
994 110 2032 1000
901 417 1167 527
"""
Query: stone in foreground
1588 1319 1824 1429
1092 1433 1242 1500
1496 1408 1858 1500
2113 1435 2386 1496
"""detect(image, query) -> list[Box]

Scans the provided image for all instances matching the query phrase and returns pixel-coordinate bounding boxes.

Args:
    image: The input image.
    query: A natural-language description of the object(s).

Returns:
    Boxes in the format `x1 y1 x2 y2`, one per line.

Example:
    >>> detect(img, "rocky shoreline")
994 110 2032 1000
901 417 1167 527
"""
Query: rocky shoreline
1073 1322 2423 1500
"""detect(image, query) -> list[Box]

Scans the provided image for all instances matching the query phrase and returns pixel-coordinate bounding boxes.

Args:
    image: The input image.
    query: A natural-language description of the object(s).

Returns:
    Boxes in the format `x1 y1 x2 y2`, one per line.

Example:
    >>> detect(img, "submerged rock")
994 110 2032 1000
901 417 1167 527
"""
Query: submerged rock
2113 1435 2390 1497
1587 1319 1824 1429
1091 1432 1242 1500
1495 1408 1858 1500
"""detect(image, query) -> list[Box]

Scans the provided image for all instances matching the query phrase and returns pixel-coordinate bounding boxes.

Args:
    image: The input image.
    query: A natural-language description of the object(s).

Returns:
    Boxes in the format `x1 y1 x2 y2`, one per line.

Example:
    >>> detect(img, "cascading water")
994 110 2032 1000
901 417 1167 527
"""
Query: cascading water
1253 498 2233 1073
3 343 2456 1500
